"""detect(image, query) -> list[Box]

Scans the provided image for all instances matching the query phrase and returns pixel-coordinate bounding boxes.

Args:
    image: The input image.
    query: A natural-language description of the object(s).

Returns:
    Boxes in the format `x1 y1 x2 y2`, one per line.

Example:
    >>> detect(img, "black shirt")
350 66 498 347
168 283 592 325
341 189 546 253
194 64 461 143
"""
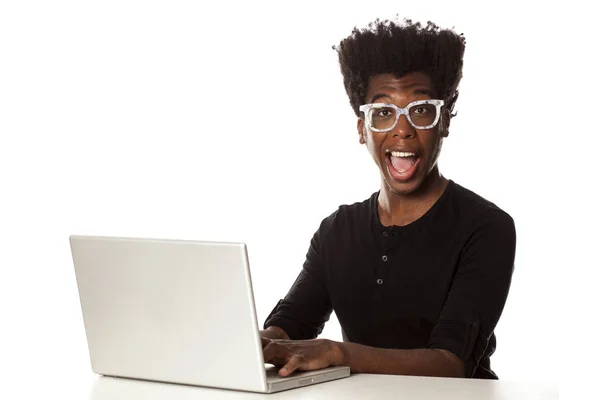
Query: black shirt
264 180 516 379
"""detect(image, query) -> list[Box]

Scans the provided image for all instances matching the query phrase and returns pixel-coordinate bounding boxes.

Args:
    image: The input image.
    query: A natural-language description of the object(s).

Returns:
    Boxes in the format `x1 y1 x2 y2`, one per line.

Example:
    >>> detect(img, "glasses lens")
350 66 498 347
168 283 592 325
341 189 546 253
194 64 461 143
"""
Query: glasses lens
408 103 438 128
369 106 397 130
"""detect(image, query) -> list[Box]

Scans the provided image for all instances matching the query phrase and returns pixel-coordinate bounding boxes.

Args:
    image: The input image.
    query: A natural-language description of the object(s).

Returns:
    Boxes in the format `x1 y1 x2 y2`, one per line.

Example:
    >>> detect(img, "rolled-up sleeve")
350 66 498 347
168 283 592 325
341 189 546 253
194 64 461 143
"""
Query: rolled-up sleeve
263 219 333 340
427 209 516 378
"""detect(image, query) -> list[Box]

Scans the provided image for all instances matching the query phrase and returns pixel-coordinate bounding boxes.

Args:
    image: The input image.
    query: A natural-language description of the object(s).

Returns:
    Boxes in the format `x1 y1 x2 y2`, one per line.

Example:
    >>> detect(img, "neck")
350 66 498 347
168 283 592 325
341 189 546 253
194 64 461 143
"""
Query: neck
378 166 448 227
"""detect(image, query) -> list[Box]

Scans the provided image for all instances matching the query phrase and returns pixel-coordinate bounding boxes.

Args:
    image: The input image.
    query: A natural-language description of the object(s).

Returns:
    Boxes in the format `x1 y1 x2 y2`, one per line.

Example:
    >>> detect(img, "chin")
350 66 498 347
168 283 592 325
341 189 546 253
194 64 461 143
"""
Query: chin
384 175 423 195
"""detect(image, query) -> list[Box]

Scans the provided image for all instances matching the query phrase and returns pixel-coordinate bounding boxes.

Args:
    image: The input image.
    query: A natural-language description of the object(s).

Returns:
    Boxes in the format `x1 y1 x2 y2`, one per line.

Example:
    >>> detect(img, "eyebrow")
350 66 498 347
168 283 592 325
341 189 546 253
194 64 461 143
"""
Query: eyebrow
369 89 436 103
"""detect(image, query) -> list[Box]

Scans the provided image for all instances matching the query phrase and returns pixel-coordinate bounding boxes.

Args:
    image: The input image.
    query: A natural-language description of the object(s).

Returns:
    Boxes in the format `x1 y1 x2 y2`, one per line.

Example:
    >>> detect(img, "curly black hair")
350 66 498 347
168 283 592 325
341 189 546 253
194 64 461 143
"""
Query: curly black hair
334 18 466 117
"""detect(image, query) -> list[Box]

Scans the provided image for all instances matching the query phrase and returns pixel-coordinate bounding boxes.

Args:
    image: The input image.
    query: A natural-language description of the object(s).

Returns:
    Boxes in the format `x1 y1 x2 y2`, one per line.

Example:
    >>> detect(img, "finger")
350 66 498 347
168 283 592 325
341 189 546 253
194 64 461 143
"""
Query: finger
279 354 304 377
261 337 272 349
263 342 290 366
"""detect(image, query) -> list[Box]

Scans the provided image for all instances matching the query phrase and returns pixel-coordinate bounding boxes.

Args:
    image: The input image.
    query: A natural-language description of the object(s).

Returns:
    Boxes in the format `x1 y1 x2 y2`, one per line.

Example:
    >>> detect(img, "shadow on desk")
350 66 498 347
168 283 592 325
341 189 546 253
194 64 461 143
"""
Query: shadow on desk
90 375 272 399
89 374 558 400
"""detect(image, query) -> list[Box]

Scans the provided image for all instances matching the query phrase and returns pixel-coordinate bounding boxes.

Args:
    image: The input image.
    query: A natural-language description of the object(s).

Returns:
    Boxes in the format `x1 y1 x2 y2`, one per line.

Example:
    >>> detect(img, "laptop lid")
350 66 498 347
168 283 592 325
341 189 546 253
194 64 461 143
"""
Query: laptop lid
70 235 268 393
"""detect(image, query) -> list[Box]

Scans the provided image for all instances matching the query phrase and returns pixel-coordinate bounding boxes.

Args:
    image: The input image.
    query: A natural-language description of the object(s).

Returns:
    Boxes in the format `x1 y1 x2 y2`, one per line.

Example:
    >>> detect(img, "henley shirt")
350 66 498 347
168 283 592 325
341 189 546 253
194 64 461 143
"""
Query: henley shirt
264 180 516 379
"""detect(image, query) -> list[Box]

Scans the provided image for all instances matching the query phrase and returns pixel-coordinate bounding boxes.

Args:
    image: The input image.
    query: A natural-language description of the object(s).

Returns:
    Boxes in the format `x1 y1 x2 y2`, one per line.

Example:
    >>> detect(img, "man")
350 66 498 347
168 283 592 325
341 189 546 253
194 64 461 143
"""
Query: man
260 18 516 380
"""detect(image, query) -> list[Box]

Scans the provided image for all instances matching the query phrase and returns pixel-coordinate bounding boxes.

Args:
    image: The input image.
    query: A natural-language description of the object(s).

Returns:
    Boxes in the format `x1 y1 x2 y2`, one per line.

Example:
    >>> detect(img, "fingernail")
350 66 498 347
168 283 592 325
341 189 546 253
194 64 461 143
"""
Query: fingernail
280 367 287 373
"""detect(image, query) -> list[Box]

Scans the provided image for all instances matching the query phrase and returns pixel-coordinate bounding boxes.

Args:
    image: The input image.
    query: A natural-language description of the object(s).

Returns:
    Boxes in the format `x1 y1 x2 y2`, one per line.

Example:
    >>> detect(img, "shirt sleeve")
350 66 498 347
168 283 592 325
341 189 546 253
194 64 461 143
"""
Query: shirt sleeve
263 218 333 340
427 209 516 378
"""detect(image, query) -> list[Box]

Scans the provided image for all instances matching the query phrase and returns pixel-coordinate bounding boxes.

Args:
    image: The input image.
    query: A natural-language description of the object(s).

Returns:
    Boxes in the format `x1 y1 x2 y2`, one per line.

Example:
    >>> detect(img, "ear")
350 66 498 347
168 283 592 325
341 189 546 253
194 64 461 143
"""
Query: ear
440 108 451 138
357 118 366 144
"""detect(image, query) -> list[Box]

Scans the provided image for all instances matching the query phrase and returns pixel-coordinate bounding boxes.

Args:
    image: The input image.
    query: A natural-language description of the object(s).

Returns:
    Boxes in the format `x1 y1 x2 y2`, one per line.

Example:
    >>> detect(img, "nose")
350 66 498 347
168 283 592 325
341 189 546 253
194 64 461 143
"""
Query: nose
391 114 416 139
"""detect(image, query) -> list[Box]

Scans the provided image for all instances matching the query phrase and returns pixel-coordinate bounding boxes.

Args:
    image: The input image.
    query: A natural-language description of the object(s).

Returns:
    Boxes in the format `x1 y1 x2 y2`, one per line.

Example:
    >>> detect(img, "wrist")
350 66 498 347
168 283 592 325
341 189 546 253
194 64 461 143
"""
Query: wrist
327 340 346 366
261 326 289 340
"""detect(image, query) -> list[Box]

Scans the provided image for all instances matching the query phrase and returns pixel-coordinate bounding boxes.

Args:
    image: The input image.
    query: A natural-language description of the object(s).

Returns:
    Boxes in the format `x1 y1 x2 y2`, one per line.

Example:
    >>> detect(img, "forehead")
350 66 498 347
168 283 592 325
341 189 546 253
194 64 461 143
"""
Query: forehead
365 72 435 101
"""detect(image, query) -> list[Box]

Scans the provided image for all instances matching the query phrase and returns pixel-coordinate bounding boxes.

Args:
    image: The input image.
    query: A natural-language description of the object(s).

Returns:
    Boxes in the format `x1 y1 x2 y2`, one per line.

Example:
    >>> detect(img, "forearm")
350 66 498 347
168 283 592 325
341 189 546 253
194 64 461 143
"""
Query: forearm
335 342 465 378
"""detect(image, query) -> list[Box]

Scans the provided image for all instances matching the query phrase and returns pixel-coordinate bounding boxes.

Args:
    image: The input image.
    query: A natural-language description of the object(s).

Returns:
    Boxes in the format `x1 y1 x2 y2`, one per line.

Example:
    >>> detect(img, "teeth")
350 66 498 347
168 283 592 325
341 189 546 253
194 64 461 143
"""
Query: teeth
389 151 416 158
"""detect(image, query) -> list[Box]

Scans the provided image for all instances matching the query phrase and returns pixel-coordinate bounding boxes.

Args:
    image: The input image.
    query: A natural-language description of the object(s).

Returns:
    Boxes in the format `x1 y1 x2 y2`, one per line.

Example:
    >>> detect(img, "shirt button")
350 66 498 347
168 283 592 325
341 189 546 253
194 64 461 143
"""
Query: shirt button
376 278 384 285
383 231 389 237
381 255 388 262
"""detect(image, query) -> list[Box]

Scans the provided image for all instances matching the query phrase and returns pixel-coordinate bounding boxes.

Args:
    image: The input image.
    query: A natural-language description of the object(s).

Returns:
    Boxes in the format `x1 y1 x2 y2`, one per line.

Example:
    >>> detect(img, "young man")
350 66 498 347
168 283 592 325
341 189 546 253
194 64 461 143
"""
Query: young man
260 18 516 380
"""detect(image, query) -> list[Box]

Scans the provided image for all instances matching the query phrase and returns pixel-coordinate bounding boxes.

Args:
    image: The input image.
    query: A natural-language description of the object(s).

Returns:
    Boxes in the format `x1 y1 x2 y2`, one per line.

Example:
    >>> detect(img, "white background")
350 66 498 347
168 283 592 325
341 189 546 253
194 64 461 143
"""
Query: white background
1 1 598 398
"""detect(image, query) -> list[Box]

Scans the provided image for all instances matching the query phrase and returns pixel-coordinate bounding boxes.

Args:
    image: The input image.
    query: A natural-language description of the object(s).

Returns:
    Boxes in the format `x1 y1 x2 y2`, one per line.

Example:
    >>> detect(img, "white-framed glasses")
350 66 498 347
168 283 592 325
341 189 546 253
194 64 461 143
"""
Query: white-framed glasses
359 99 445 131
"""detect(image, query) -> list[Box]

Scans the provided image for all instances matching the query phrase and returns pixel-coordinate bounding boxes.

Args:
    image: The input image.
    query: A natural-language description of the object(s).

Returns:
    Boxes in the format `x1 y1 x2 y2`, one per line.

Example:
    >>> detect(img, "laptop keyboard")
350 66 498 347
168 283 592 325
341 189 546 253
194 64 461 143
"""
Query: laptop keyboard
265 364 282 379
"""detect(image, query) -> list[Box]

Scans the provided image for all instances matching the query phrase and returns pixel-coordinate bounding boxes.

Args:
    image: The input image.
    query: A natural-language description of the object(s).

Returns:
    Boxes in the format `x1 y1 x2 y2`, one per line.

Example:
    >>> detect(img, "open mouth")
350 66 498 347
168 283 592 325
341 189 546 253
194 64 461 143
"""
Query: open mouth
385 150 420 181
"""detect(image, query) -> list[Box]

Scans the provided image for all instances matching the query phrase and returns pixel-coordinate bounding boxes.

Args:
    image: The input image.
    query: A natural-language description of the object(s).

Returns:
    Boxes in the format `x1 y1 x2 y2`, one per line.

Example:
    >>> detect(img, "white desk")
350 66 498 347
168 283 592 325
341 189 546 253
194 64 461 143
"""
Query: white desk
89 374 558 400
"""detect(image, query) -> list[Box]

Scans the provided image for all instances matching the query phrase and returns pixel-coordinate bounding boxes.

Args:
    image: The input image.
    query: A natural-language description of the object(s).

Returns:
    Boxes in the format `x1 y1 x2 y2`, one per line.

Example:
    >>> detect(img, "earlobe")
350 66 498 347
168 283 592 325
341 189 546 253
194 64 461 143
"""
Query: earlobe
357 118 366 144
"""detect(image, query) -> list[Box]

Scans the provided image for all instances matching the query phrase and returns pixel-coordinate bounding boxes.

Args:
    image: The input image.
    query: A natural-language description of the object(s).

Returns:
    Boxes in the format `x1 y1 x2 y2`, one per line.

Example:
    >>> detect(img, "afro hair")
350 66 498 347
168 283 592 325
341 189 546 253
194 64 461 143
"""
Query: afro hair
334 18 466 117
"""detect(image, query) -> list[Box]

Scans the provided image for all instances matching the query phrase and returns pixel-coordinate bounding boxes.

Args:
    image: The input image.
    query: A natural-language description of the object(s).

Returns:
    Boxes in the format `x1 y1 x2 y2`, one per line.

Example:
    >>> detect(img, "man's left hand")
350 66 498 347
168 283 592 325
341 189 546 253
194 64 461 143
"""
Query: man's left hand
261 337 344 377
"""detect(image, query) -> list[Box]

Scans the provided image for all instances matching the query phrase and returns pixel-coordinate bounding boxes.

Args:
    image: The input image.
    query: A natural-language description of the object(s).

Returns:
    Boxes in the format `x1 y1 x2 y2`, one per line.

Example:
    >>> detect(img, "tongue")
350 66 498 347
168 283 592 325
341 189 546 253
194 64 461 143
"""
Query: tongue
390 156 416 172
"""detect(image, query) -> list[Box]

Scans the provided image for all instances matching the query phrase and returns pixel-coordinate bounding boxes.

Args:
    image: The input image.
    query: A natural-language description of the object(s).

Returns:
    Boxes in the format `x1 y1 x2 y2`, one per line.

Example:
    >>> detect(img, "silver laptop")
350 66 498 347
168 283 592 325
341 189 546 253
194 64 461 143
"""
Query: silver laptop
70 235 350 393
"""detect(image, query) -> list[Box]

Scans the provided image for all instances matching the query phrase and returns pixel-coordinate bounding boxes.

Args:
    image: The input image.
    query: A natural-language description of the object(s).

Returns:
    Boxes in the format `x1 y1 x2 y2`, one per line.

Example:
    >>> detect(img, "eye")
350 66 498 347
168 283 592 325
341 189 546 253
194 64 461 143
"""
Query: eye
410 103 436 117
376 109 394 118
371 106 396 119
